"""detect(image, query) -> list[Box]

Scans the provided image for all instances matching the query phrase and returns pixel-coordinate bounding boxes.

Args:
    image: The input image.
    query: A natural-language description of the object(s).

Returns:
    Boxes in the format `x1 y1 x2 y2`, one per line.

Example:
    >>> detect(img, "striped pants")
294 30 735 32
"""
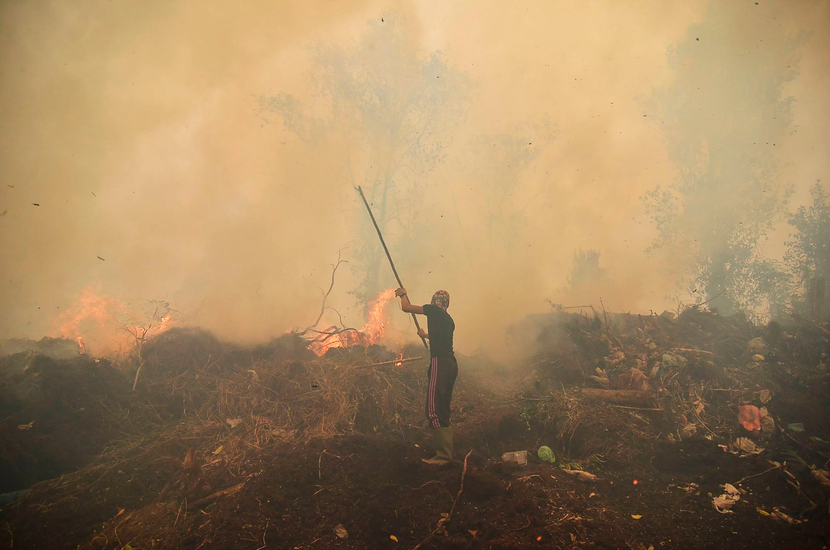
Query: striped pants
426 355 458 429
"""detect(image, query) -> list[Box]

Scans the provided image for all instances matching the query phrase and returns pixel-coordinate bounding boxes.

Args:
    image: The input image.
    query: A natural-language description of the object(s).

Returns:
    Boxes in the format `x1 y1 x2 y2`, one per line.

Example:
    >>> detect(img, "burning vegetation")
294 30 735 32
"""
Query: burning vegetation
1 2 829 550
54 286 174 358
306 289 397 357
1 301 829 549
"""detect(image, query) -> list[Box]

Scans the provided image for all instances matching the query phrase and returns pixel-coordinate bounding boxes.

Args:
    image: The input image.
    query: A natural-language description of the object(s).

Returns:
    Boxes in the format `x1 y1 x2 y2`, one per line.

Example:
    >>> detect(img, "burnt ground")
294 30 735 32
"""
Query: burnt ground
1 417 828 549
1 315 829 550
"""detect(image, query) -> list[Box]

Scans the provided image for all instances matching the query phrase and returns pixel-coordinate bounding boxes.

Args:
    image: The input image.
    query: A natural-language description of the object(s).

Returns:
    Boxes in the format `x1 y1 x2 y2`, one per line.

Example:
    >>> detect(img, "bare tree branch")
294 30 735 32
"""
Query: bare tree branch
295 247 350 337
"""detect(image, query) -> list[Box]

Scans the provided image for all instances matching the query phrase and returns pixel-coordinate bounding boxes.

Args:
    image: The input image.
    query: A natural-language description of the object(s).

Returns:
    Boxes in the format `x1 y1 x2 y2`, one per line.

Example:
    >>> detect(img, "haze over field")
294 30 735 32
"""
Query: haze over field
1 1 828 355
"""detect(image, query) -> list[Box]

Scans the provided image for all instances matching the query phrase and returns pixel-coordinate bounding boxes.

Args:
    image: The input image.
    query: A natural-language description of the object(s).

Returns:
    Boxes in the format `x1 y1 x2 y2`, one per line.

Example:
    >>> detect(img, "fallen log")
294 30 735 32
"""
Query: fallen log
579 388 654 407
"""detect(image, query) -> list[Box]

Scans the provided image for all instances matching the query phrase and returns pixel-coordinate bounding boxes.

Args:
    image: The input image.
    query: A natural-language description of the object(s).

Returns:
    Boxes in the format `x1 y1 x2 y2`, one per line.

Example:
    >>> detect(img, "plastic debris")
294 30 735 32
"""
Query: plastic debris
226 418 243 429
334 524 348 539
563 469 598 482
787 423 805 433
661 354 687 369
759 389 771 403
733 437 763 455
537 445 556 464
738 405 761 432
713 483 741 514
502 450 528 466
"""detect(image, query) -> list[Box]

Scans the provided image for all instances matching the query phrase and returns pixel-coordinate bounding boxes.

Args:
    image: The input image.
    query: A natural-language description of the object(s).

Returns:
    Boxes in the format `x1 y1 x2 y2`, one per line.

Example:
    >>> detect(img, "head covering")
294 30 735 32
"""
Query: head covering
431 290 450 310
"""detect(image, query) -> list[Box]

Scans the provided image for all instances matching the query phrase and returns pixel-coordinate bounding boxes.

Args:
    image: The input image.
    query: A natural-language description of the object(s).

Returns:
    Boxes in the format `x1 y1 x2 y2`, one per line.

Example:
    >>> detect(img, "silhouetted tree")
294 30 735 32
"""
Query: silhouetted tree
259 17 468 305
644 5 801 317
785 181 830 308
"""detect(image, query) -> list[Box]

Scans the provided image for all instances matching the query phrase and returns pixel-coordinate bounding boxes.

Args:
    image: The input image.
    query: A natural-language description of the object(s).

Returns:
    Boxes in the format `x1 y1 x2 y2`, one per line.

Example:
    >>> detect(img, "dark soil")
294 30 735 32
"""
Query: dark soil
1 314 829 550
0 353 139 493
2 430 828 550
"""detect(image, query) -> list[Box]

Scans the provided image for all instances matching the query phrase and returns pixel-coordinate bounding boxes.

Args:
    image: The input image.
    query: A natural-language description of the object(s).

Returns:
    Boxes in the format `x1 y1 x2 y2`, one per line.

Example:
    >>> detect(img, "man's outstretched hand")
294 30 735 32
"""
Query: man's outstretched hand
396 288 424 315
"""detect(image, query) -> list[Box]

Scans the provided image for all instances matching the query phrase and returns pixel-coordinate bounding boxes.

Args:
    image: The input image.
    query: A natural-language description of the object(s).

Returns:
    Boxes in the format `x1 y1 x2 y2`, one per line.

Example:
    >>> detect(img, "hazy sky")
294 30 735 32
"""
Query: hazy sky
1 1 828 355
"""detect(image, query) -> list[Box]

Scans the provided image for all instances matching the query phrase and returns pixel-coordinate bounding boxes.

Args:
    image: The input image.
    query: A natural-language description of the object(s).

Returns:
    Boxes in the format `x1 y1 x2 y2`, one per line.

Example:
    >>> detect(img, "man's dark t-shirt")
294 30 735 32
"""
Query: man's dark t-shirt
422 304 455 358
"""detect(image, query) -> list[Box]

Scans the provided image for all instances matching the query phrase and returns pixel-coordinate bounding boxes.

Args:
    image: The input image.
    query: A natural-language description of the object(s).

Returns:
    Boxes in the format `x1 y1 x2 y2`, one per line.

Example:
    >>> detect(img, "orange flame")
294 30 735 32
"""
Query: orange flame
309 289 396 356
55 286 173 355
56 286 125 347
76 335 86 354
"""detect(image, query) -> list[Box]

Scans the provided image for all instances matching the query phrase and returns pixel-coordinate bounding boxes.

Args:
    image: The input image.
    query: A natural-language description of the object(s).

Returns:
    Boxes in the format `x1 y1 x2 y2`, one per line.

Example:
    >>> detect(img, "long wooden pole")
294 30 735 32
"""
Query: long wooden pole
356 186 429 349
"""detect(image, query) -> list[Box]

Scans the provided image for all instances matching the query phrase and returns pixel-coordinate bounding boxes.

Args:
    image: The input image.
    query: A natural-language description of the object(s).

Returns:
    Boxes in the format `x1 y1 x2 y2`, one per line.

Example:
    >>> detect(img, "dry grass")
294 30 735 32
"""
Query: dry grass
537 389 657 463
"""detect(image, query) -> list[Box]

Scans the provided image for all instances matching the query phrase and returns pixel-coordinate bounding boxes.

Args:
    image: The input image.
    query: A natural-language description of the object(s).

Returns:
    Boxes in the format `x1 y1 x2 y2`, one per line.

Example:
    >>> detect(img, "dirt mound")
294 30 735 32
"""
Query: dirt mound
514 307 830 465
0 336 82 360
0 353 138 493
1 316 828 549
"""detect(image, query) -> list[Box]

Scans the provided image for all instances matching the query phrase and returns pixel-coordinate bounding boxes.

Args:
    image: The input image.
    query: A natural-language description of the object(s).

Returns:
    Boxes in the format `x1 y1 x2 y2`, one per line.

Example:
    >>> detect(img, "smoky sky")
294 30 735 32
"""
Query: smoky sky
1 1 828 356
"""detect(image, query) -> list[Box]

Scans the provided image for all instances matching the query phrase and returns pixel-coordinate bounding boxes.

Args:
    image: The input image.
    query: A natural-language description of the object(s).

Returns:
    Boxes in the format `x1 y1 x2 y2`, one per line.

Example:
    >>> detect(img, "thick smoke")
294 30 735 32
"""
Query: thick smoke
0 1 828 356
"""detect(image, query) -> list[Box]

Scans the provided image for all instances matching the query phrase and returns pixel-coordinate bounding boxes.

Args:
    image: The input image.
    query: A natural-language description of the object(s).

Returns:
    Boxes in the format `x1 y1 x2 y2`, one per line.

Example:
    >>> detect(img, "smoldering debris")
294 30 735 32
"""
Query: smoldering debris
0 309 827 549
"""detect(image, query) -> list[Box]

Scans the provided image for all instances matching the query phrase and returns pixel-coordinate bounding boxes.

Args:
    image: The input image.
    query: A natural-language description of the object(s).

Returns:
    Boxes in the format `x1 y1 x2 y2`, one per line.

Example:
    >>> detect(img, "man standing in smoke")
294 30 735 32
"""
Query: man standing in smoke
395 288 457 465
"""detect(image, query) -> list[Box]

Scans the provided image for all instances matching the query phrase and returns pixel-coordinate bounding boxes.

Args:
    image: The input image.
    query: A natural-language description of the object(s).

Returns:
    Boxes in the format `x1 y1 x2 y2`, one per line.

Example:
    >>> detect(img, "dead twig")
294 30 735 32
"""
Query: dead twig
688 291 726 310
413 450 473 550
509 515 532 531
255 518 269 550
174 498 185 528
669 348 714 355
599 297 625 353
782 431 830 461
358 356 424 368
296 248 349 337
733 463 784 486
318 449 342 480
609 405 664 412
688 387 719 440
189 482 245 508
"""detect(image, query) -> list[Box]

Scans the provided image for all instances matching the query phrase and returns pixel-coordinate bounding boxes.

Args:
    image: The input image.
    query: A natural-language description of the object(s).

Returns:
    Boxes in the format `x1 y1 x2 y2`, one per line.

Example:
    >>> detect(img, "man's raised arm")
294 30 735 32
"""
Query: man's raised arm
395 288 424 314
